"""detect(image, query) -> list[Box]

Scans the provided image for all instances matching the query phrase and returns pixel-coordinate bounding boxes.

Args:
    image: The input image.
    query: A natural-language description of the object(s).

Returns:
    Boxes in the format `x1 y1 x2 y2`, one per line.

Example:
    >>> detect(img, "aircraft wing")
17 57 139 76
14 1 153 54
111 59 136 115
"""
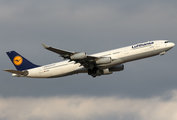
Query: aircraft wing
42 43 74 57
42 43 101 68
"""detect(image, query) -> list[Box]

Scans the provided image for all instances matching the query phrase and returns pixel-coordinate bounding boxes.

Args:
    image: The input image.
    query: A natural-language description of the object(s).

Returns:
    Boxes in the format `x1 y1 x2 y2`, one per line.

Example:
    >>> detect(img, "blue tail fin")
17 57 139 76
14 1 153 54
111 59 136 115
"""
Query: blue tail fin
6 51 39 71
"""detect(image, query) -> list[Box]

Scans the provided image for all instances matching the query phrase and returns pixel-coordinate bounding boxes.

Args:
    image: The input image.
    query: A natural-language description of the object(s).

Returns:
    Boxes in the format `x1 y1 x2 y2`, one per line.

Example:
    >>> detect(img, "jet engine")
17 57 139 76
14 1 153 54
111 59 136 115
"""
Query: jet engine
70 52 87 60
96 57 112 64
102 68 113 75
88 68 113 77
88 64 124 77
109 64 124 72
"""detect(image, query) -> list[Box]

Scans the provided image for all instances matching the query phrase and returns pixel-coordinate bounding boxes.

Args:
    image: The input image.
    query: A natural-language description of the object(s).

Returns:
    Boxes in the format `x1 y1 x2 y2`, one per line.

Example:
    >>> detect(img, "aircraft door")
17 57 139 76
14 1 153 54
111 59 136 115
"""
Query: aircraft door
39 68 43 74
155 41 160 49
124 48 129 55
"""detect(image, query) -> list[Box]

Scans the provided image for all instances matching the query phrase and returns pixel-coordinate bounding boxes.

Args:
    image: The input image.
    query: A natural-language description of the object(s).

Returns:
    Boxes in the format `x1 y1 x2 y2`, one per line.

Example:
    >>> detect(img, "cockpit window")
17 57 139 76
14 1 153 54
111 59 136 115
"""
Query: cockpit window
165 41 169 43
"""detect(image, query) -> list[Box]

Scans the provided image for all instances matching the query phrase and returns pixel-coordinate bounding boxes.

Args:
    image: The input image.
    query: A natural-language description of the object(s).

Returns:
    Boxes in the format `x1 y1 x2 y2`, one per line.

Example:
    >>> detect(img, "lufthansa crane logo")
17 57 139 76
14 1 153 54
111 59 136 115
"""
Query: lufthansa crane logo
13 56 23 66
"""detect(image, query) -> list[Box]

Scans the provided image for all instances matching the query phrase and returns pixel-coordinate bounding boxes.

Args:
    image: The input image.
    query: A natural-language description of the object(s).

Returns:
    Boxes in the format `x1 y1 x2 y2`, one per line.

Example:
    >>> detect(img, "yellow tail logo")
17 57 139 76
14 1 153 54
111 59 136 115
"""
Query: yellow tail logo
13 56 23 66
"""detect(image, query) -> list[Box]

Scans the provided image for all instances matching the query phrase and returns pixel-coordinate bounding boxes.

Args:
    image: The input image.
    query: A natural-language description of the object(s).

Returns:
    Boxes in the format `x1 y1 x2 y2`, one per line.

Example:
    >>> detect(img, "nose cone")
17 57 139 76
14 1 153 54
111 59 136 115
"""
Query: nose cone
171 42 175 47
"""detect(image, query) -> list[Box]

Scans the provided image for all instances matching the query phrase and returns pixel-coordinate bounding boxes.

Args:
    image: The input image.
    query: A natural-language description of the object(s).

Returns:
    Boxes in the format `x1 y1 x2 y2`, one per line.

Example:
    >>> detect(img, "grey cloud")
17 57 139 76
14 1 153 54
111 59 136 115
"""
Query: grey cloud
1 90 177 120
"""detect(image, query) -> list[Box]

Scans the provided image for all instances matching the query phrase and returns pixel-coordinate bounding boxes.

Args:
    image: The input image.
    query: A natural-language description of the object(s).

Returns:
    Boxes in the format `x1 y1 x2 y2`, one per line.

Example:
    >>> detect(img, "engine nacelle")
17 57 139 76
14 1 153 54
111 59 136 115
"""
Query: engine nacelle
89 68 113 77
109 64 124 72
70 52 87 60
102 68 113 75
96 57 112 64
89 65 124 77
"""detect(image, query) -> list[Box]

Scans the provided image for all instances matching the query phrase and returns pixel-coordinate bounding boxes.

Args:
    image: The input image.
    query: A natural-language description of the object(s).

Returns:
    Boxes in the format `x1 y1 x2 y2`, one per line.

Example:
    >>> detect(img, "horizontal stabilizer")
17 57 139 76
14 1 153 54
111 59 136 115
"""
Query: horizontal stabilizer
4 69 28 76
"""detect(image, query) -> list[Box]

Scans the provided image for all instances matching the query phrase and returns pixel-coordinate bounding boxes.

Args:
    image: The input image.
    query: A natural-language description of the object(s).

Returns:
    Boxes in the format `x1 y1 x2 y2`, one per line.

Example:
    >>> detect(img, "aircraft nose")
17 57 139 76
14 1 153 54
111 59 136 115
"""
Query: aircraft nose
171 42 175 47
168 42 175 48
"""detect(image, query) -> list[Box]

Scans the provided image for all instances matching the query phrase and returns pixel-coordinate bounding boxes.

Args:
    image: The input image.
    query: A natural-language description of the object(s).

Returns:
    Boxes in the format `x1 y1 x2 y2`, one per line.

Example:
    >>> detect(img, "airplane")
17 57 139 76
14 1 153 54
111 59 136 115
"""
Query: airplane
4 40 175 78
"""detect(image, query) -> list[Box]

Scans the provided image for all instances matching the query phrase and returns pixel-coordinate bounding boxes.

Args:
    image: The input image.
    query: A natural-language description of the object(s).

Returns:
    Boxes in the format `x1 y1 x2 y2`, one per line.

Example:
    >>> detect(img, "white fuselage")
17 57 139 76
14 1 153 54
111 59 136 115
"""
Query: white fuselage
18 40 174 78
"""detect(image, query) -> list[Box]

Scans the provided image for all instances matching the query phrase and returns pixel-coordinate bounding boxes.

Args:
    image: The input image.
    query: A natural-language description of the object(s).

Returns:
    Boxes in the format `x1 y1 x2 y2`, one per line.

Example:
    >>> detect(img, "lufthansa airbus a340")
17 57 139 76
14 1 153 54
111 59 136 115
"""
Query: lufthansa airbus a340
4 40 175 78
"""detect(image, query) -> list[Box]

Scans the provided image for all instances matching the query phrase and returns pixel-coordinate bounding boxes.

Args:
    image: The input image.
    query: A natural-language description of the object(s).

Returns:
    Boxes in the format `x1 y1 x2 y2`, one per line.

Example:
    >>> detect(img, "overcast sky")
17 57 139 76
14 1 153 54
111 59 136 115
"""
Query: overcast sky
0 0 177 120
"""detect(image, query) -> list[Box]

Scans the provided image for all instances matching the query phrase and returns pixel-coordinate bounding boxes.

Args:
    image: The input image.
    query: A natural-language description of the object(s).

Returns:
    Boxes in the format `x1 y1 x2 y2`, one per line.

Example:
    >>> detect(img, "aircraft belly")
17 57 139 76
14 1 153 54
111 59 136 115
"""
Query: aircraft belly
49 63 81 77
48 66 86 78
154 47 173 54
26 63 81 78
27 68 43 78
